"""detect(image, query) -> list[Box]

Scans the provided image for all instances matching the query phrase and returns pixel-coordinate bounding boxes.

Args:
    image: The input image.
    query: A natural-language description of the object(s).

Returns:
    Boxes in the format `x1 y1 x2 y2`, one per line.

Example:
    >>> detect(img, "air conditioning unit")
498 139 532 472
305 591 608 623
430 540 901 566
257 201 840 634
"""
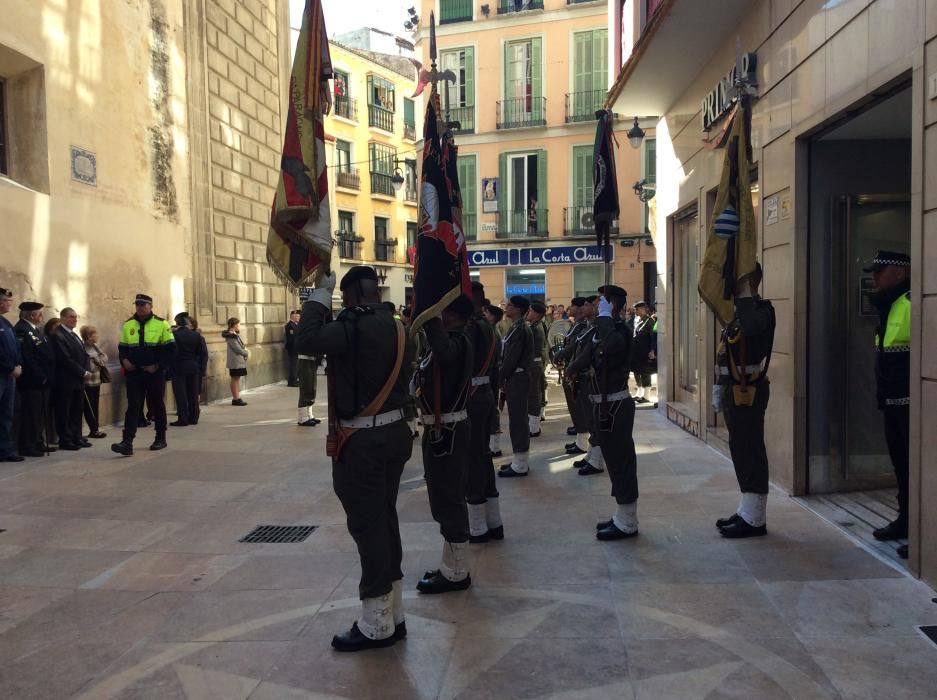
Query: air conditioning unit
579 210 594 229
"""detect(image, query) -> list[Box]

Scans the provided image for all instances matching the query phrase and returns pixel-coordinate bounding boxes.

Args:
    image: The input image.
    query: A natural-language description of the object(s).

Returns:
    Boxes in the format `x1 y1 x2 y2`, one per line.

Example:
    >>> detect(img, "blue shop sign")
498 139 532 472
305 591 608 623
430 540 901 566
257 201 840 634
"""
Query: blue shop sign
467 245 612 268
506 283 546 295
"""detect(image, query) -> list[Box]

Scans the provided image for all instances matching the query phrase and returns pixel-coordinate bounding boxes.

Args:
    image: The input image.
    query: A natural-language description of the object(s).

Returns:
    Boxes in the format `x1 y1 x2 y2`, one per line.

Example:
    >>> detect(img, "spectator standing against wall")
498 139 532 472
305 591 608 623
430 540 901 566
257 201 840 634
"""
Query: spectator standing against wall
284 309 300 387
0 288 24 462
223 317 249 406
170 312 206 426
80 325 109 439
51 308 92 451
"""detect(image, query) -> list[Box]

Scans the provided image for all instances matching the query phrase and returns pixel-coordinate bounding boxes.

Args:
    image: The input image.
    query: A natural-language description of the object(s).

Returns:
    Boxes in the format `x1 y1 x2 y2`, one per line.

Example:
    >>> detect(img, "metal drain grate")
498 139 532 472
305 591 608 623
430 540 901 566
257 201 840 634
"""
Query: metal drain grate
920 626 937 648
239 525 317 543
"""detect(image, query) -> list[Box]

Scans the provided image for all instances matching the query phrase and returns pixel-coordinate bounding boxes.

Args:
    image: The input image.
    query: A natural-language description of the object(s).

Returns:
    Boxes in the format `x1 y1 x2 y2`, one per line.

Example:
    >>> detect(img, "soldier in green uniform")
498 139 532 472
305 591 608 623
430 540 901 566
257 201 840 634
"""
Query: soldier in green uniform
571 296 606 476
465 283 503 543
498 296 534 477
526 301 547 437
714 263 776 539
296 266 413 652
568 285 640 539
483 304 505 457
414 295 474 594
554 298 590 455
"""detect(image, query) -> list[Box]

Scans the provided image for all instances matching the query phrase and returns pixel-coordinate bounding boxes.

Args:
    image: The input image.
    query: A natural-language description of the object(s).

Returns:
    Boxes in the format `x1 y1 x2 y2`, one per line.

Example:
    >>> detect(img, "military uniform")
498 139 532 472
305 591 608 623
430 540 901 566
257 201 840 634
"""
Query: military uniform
715 289 775 538
464 310 502 542
571 320 607 475
14 311 54 456
284 317 299 386
631 307 655 403
498 308 533 477
555 314 590 454
414 312 474 593
0 289 22 462
296 268 413 650
527 315 547 435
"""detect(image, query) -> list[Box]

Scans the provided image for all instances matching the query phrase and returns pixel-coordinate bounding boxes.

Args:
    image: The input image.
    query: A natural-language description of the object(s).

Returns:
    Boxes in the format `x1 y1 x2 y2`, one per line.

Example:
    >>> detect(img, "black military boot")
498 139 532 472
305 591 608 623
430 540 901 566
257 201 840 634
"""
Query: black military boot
873 518 908 541
716 513 742 529
416 570 472 594
111 440 134 456
150 435 168 451
331 622 396 652
719 518 767 539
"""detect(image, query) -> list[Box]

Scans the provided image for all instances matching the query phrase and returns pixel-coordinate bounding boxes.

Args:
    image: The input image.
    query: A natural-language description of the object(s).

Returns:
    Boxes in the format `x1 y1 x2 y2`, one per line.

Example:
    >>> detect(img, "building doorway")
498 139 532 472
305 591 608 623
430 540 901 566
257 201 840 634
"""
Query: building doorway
671 208 700 411
804 84 912 562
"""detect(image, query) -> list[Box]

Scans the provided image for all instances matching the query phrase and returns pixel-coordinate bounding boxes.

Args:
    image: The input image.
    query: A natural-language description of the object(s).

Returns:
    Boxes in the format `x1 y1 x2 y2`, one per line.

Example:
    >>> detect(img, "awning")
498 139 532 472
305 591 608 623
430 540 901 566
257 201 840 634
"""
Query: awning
607 0 755 116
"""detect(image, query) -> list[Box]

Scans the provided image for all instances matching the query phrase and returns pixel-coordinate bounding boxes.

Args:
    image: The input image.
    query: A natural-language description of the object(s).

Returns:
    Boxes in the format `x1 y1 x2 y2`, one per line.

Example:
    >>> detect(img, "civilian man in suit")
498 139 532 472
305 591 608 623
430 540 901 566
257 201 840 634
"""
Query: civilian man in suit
51 307 91 450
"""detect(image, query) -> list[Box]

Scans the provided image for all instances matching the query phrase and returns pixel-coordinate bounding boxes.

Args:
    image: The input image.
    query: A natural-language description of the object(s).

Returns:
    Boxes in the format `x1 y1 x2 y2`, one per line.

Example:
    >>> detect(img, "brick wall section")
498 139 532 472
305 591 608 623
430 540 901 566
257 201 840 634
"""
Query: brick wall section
205 0 286 361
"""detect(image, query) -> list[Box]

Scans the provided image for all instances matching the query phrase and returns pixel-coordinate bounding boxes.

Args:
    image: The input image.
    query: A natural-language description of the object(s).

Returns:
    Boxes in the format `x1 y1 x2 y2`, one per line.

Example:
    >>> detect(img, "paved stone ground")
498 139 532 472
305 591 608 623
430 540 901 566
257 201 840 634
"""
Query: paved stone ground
1 382 936 699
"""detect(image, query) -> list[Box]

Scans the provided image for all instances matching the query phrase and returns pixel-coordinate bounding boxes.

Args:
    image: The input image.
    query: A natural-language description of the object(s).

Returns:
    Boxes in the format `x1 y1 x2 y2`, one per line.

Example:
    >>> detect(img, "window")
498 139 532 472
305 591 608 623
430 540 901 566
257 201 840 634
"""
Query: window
500 38 544 128
403 98 416 140
440 47 476 132
498 150 547 237
458 154 477 240
643 138 656 232
333 70 356 120
0 79 7 175
406 221 418 265
505 268 545 302
333 69 349 98
374 216 395 262
440 0 472 23
338 210 354 234
573 266 603 298
336 140 351 172
367 75 395 111
369 142 396 196
570 29 608 121
673 210 699 401
337 211 358 258
566 145 594 235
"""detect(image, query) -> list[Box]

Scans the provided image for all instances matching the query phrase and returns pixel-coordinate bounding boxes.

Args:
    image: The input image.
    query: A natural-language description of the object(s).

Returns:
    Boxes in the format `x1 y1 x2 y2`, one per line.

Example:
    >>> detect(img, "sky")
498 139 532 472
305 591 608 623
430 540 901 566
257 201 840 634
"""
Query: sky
290 0 415 37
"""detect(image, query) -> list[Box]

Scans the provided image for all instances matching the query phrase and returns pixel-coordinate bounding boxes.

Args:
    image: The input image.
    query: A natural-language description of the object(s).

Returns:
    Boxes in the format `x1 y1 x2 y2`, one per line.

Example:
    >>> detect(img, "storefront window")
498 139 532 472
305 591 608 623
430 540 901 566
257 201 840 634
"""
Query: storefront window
505 268 545 302
573 265 603 297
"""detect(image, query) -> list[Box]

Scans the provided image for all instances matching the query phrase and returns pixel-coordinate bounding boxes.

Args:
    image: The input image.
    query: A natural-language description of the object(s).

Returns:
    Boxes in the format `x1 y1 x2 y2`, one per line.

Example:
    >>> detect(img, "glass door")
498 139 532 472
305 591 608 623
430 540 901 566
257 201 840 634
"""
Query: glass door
673 210 699 406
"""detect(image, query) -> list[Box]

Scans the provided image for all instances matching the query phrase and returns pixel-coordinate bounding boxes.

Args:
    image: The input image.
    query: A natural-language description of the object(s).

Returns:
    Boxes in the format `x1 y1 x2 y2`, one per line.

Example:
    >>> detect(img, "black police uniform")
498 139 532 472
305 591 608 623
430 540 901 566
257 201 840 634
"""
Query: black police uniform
465 312 499 507
499 316 533 464
718 294 775 534
631 314 655 391
284 318 299 386
170 322 207 426
14 318 54 456
415 318 473 545
296 295 413 602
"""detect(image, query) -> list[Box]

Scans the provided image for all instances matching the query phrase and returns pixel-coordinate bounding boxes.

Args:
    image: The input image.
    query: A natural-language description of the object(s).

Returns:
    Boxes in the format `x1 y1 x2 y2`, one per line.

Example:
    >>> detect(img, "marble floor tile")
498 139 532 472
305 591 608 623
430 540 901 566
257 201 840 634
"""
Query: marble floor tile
209 551 358 592
45 517 186 552
87 551 248 591
0 547 134 588
0 584 72 634
474 542 610 587
604 542 754 584
737 544 904 582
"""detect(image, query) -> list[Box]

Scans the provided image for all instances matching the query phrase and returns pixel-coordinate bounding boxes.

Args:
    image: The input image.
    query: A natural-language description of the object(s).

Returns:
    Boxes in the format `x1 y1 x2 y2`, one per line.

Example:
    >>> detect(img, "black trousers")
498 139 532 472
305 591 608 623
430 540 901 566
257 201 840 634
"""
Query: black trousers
123 371 168 441
883 404 910 520
333 420 412 600
723 380 770 494
465 387 498 504
564 379 590 433
596 398 639 504
297 359 318 408
423 419 470 543
504 372 530 453
17 387 48 452
286 351 299 385
527 361 545 416
54 385 83 446
171 373 200 425
82 385 101 434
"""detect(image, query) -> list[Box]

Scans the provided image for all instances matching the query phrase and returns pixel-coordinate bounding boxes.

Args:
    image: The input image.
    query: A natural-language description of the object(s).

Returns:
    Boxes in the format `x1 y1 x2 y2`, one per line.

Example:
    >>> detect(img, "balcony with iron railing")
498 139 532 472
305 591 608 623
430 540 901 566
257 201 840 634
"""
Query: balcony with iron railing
439 0 473 23
404 184 418 204
496 97 547 130
498 0 544 13
403 122 416 141
370 171 395 197
335 168 360 190
337 234 363 259
496 209 548 239
368 104 394 132
334 96 357 121
374 238 398 262
563 205 619 237
462 211 477 241
565 89 605 123
448 105 475 134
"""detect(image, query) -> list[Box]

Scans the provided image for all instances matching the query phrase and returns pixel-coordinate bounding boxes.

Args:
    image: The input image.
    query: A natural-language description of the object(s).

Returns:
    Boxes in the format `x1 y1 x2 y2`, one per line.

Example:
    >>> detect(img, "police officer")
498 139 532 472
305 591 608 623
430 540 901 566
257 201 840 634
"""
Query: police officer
284 309 300 387
555 298 590 455
526 301 547 437
498 295 534 478
296 266 413 652
414 295 474 593
111 294 176 456
865 251 911 559
0 288 25 463
465 282 503 543
631 301 655 403
14 302 53 457
714 263 776 539
569 286 640 540
169 312 206 427
572 296 607 476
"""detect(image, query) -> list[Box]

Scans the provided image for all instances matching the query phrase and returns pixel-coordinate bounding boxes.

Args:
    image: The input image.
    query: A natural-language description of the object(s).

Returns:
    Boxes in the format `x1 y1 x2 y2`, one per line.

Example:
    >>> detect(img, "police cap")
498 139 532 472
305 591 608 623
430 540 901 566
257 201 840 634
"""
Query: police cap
135 293 153 305
174 311 189 324
863 250 910 273
0 288 13 299
340 265 378 291
508 295 530 312
18 301 44 312
633 299 647 308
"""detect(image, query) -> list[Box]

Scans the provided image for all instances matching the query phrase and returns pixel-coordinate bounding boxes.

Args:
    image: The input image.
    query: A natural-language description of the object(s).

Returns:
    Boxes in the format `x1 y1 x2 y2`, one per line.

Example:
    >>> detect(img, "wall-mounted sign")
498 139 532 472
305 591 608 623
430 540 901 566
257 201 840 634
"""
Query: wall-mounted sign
298 287 314 302
859 276 877 317
71 146 97 186
765 194 779 225
506 283 545 295
481 222 498 232
780 193 792 220
482 178 498 213
701 53 758 131
466 245 614 268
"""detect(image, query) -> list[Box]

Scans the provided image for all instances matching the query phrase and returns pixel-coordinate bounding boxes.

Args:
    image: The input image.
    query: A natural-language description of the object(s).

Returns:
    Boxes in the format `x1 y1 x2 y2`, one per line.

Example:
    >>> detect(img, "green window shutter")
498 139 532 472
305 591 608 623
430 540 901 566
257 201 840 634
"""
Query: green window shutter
572 146 592 208
464 47 475 107
458 155 477 240
645 138 657 184
498 152 507 216
530 37 543 120
536 149 547 230
404 98 415 126
503 42 511 100
573 32 592 96
594 30 608 91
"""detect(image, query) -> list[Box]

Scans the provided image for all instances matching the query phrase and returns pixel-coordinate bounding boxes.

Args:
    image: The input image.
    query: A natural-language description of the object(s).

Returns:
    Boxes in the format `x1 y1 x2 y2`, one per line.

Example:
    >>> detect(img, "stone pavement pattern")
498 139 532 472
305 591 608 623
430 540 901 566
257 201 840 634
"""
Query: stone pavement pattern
1 384 936 699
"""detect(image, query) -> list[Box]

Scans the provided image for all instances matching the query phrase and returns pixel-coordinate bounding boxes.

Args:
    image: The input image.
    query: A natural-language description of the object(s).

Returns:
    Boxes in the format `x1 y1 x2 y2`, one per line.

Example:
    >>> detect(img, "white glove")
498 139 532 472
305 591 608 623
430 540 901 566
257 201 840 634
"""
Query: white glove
597 295 613 318
309 272 336 308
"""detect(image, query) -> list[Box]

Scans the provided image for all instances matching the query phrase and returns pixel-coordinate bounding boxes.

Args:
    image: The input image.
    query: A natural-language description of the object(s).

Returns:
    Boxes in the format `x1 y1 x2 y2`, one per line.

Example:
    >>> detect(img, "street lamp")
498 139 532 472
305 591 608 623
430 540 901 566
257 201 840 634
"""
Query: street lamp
391 158 417 194
626 116 645 149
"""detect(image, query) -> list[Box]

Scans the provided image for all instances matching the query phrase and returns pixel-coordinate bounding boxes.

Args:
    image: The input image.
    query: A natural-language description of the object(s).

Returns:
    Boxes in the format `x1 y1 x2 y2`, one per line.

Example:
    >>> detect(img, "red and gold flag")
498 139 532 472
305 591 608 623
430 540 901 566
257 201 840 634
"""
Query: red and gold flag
266 0 333 288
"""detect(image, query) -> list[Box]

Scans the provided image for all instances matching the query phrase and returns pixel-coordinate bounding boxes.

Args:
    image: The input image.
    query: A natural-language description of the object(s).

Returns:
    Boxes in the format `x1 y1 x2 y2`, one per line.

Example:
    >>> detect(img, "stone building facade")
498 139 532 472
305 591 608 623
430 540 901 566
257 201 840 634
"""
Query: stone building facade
0 0 293 420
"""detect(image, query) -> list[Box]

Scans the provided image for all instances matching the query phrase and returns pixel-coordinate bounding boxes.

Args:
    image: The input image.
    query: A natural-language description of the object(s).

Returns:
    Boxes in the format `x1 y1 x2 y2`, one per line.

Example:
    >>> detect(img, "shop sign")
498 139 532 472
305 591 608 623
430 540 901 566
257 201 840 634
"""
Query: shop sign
506 283 545 295
468 248 510 267
701 52 757 131
519 245 613 266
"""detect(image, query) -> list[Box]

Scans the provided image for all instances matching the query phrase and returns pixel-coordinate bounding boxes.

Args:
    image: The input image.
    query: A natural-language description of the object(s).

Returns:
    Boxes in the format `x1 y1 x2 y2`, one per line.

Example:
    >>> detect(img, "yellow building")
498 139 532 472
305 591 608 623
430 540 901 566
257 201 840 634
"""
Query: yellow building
415 0 657 308
323 42 419 306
